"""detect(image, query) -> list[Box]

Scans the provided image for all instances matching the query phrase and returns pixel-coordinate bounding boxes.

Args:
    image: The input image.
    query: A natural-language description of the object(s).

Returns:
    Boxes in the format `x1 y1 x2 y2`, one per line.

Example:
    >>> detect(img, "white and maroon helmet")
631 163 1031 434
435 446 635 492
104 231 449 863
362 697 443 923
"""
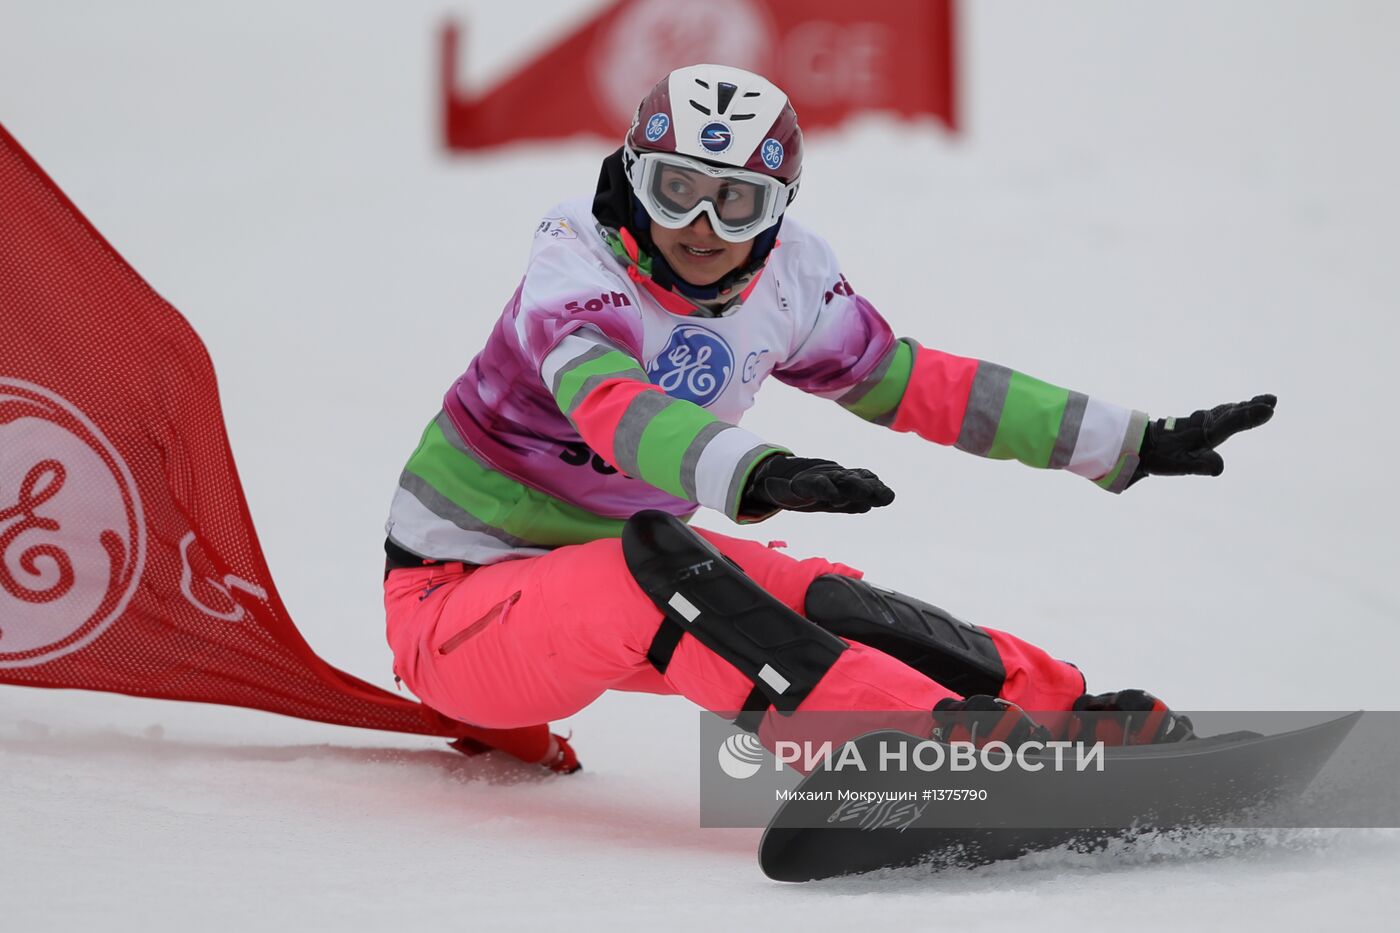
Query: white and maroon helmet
623 64 802 242
626 63 803 184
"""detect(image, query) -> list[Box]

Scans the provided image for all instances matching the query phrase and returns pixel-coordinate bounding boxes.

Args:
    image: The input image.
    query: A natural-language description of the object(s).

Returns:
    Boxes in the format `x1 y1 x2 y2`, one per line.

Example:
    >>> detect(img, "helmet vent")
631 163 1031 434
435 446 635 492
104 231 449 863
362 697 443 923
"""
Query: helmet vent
730 114 756 121
716 82 738 114
688 100 712 116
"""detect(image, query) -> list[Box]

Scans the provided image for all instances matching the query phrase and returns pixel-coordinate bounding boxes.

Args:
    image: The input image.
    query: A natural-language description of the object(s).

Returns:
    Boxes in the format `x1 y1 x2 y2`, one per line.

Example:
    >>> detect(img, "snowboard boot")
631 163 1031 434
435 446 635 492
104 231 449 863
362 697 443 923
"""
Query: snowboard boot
932 695 1052 747
1068 690 1195 745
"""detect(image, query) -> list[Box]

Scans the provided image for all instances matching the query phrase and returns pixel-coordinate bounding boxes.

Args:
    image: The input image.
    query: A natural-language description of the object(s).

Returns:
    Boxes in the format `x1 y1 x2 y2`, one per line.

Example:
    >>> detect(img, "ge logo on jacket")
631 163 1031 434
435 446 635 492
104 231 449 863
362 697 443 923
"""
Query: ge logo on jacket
647 325 735 406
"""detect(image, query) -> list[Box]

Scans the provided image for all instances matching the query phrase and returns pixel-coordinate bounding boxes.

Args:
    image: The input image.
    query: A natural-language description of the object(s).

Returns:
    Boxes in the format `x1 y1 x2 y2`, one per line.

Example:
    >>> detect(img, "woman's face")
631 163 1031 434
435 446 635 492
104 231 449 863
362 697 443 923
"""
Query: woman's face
648 200 755 288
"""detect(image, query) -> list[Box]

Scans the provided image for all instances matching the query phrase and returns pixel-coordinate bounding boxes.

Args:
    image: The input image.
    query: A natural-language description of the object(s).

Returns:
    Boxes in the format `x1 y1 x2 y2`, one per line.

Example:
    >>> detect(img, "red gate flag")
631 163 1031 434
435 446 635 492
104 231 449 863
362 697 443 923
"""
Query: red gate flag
0 122 573 770
442 0 958 151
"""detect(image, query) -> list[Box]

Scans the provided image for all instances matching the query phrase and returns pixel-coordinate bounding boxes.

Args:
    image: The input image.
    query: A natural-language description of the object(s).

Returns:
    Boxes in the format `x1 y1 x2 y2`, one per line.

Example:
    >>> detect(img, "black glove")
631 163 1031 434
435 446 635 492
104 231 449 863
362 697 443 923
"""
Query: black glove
1130 394 1276 486
931 696 1051 748
739 454 895 516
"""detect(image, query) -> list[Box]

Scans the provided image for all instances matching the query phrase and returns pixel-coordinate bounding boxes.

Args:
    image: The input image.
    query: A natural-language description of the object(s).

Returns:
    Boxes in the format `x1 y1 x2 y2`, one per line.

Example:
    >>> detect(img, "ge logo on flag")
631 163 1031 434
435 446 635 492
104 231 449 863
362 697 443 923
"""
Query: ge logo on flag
0 379 145 668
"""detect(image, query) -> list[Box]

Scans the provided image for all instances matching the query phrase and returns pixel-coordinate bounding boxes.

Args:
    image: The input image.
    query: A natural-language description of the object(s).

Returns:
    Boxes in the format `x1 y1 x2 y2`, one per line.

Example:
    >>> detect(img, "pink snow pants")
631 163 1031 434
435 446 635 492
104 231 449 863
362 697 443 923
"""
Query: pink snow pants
383 528 1085 736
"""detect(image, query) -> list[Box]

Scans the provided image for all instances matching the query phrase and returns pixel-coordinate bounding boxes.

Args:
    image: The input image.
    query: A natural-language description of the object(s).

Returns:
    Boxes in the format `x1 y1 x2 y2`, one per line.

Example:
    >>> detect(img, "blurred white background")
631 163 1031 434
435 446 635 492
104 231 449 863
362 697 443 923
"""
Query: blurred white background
2 2 1398 929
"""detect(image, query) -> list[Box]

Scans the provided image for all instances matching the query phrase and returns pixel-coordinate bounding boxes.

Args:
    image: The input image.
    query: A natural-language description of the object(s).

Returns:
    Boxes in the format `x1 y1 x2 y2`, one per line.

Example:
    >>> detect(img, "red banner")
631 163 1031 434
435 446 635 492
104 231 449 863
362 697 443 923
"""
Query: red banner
442 0 958 151
0 122 569 769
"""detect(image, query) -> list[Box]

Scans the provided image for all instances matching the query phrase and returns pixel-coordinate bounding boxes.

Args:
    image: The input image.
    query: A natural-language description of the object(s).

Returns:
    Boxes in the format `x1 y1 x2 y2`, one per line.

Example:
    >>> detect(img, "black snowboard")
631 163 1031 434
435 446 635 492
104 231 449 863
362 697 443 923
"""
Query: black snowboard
758 711 1361 882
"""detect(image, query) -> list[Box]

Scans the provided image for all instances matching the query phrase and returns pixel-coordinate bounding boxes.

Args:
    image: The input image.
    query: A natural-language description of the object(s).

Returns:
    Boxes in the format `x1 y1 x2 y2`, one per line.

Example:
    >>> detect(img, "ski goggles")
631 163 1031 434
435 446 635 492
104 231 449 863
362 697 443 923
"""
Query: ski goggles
625 146 798 243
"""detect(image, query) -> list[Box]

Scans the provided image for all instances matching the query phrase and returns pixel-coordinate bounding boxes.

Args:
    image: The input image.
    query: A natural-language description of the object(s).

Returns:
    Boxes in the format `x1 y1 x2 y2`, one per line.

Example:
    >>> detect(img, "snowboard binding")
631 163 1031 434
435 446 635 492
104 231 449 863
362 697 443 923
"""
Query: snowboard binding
1068 689 1195 745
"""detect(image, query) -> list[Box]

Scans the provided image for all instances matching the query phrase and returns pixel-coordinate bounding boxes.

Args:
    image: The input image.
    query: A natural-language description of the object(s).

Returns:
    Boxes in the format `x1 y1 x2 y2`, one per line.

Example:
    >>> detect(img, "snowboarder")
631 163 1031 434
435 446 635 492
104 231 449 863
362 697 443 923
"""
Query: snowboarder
381 64 1275 763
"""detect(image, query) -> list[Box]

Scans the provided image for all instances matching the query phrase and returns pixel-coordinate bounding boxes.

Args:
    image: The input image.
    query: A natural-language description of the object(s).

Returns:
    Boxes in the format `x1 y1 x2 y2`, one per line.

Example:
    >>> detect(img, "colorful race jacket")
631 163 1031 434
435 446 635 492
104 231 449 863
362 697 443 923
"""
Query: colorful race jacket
386 197 1147 565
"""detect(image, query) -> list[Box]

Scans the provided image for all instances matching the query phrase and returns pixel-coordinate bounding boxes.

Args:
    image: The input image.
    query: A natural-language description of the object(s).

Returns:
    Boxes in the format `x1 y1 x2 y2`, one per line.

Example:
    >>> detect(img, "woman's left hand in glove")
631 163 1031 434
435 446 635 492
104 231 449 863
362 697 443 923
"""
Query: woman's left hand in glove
1130 394 1276 486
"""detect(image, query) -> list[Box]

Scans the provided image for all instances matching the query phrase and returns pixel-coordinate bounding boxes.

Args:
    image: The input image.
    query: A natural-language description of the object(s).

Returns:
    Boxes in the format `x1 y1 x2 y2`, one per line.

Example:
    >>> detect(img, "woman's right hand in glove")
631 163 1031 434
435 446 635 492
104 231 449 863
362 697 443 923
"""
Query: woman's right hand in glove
739 454 896 516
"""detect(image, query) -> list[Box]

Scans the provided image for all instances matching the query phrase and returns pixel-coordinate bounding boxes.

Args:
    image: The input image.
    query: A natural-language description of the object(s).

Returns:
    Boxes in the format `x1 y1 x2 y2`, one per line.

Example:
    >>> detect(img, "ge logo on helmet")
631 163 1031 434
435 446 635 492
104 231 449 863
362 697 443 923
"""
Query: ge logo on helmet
698 121 733 154
644 112 670 142
0 379 145 669
718 732 767 780
648 325 734 407
761 138 784 171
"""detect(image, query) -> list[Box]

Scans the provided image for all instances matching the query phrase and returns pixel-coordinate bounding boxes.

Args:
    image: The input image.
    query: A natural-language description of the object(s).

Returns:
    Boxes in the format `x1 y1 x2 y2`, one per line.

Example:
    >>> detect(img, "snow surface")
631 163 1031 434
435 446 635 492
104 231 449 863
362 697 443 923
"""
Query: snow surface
2 1 1398 929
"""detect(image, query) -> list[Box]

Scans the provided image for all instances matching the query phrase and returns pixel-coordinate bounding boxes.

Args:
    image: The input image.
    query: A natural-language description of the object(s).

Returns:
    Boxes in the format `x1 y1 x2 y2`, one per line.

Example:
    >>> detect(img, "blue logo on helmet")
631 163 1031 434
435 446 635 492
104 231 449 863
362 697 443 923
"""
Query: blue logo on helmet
644 113 669 142
648 325 734 407
761 138 784 171
698 121 733 154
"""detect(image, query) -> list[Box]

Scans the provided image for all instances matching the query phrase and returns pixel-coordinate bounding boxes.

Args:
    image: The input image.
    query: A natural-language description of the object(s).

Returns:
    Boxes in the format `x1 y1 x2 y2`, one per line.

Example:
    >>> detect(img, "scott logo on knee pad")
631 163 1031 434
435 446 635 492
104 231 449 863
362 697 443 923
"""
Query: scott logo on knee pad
677 559 716 581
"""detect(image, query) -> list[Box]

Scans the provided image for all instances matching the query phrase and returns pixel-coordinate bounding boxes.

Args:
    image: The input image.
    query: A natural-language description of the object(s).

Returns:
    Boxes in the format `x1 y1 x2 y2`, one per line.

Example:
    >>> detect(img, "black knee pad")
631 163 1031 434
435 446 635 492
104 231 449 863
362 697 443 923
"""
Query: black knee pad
804 575 1005 698
622 510 847 714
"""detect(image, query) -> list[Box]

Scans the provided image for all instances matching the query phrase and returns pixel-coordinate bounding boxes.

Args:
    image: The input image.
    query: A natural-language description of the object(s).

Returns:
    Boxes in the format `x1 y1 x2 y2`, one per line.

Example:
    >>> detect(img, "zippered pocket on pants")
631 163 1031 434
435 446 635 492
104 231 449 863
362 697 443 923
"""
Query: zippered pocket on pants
437 591 521 655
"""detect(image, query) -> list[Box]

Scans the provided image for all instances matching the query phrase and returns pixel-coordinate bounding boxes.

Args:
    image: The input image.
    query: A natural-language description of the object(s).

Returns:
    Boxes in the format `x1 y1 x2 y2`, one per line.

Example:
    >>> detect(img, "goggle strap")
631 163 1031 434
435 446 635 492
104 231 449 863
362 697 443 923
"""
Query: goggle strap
618 226 642 262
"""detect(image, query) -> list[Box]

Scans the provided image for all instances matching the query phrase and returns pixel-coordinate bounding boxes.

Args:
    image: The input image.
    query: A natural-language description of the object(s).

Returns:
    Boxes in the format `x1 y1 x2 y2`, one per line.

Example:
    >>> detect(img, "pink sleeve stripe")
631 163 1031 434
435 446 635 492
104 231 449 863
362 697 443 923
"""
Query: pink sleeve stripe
570 376 666 467
889 347 980 446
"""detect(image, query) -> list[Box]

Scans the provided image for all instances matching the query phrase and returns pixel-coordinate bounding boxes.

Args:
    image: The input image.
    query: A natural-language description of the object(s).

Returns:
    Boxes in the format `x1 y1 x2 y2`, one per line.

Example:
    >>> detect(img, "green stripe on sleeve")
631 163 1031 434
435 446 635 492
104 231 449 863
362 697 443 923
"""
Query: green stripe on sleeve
553 349 648 412
985 371 1071 468
633 398 722 497
404 418 624 544
840 338 916 422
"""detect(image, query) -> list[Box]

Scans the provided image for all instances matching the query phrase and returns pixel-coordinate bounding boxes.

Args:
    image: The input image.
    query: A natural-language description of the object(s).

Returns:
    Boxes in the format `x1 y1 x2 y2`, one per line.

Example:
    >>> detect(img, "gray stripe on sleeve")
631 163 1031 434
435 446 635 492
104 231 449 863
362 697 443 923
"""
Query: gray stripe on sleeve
549 344 614 399
1048 391 1089 470
1103 410 1150 494
954 362 1013 456
726 443 785 519
433 411 524 479
435 409 474 455
835 342 898 408
678 420 732 501
611 390 675 478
